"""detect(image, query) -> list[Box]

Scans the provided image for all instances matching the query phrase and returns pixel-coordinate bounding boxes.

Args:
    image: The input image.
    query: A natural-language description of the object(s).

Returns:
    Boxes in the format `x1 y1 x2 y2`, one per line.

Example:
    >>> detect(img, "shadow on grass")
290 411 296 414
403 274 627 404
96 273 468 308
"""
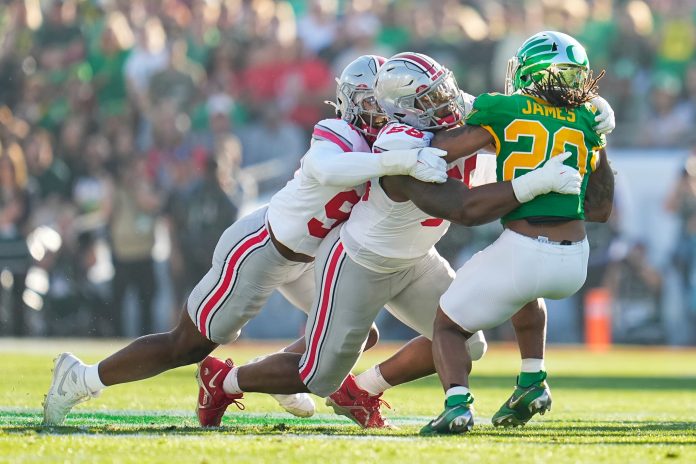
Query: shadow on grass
408 375 696 391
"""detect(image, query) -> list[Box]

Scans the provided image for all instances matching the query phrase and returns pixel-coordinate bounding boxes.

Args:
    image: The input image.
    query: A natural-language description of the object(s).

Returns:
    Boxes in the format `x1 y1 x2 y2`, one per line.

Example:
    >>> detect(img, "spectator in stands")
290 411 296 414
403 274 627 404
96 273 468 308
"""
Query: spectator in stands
86 11 133 119
34 0 84 74
124 17 169 115
148 39 203 111
24 129 71 201
0 143 32 335
108 156 161 336
604 241 663 343
666 148 696 318
238 102 305 194
638 72 694 147
297 0 339 55
166 157 237 310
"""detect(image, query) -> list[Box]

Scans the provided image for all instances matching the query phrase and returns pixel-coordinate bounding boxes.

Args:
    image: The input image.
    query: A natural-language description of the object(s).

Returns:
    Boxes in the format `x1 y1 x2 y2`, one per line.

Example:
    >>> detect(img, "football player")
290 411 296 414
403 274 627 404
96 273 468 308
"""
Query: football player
335 43 614 429
421 31 616 434
42 55 450 427
195 52 585 427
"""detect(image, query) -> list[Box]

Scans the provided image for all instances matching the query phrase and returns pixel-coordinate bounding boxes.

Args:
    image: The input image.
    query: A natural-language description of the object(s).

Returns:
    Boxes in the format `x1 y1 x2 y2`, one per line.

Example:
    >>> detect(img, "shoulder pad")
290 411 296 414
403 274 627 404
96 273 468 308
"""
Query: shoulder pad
372 122 433 152
312 119 358 152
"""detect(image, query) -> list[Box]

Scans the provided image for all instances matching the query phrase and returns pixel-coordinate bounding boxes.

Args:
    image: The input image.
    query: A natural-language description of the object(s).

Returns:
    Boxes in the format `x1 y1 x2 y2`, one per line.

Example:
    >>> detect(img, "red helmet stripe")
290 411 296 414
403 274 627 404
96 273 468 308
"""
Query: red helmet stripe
395 53 437 77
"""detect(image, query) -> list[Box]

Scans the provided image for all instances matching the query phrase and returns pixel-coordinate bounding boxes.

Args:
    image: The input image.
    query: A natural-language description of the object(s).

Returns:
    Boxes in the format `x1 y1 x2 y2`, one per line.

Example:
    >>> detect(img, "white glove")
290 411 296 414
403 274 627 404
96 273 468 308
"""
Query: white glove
590 96 615 135
409 147 448 183
511 151 582 203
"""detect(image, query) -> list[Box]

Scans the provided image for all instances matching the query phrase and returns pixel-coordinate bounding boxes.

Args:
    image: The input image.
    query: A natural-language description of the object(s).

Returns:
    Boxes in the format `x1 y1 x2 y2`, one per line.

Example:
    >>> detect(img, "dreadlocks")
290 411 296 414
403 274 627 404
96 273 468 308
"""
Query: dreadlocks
524 69 605 109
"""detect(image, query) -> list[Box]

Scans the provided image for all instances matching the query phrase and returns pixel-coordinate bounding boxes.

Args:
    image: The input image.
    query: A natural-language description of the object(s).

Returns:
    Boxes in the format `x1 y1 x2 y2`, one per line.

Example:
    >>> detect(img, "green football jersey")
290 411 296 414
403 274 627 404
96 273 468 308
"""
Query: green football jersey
466 92 606 223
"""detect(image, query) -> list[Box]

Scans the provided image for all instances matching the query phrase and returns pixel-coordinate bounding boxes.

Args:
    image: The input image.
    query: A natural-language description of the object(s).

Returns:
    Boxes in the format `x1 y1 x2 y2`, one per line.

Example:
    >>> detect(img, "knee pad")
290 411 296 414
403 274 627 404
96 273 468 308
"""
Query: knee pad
467 331 487 361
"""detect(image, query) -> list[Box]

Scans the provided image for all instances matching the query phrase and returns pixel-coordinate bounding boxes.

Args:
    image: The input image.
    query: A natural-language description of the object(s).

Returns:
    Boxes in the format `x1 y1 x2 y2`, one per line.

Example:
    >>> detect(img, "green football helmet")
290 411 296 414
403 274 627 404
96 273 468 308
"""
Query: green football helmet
505 31 590 95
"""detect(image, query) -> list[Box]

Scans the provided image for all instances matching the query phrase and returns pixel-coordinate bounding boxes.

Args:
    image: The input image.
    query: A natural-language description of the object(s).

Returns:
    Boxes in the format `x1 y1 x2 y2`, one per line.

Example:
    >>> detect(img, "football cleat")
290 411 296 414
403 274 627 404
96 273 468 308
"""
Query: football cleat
420 394 475 435
249 355 316 417
196 356 244 427
492 372 552 427
326 374 392 428
42 352 100 426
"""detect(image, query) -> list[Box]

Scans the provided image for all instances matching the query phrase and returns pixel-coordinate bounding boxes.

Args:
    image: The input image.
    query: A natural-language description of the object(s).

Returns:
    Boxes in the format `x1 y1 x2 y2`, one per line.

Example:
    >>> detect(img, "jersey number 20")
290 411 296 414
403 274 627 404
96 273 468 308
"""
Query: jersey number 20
502 119 590 180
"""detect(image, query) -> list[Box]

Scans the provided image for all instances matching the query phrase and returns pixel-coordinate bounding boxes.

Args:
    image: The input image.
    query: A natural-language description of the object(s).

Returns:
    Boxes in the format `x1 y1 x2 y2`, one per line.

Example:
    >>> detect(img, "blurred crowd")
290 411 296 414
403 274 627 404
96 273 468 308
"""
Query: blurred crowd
0 0 694 344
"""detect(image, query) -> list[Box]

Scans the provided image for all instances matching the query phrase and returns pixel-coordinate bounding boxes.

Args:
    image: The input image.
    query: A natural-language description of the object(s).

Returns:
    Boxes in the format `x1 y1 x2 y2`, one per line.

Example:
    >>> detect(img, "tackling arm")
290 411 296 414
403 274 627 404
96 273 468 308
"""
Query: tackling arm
303 140 445 187
584 149 614 223
431 124 494 163
383 176 520 227
381 151 583 226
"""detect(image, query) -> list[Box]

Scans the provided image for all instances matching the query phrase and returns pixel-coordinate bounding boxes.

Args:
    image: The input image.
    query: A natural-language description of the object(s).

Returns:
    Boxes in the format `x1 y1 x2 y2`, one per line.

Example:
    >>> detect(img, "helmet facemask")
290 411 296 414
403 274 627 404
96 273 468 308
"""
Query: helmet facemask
404 71 465 130
334 80 388 137
505 55 519 95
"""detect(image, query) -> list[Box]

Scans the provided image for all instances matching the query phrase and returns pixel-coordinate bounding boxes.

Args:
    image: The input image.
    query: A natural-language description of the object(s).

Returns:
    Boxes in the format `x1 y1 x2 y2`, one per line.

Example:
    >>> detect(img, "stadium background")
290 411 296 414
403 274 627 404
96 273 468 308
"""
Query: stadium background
0 0 694 347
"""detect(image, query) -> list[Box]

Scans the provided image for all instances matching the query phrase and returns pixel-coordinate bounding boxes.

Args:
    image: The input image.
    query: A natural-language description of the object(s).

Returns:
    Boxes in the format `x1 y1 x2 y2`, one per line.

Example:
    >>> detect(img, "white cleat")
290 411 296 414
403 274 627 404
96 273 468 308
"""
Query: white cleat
271 393 316 418
248 355 315 417
467 331 488 361
42 352 99 426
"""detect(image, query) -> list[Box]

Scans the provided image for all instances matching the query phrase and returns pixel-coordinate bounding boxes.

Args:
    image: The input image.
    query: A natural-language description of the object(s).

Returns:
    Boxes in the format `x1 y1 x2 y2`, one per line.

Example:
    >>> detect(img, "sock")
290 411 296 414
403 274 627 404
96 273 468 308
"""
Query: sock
519 359 547 387
83 363 106 394
445 386 473 407
521 358 545 372
222 366 243 395
355 366 392 396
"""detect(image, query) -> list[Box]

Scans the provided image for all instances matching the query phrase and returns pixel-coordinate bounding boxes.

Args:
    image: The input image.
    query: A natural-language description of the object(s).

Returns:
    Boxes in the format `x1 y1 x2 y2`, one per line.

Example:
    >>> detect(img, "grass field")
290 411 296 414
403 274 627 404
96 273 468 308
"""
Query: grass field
1 338 695 463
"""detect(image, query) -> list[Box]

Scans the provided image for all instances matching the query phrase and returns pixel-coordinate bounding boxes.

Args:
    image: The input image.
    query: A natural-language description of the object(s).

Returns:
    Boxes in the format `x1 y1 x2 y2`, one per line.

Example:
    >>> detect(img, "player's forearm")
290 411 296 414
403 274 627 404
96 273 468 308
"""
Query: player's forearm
397 177 520 226
584 149 614 223
431 125 493 163
304 146 417 187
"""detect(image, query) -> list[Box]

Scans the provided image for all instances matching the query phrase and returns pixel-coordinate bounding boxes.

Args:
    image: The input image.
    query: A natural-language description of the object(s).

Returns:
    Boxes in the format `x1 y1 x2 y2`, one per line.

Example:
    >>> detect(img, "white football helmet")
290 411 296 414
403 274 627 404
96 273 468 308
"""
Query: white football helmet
327 55 389 137
375 52 467 130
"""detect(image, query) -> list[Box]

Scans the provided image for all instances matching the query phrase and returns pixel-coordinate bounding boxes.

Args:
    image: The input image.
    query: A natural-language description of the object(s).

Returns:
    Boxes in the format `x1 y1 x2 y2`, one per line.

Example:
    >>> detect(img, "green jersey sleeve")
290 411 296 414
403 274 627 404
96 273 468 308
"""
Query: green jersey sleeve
465 93 512 127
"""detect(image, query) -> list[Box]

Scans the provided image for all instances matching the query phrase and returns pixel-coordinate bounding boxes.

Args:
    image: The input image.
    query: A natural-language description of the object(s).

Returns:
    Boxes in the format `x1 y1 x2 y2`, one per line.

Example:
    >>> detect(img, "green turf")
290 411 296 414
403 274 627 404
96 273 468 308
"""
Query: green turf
1 339 695 463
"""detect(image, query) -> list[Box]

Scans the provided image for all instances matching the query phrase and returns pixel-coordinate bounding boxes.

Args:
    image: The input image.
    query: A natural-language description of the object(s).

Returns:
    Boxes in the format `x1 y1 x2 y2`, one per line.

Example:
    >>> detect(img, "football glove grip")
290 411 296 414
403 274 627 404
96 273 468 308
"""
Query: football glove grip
591 96 615 135
378 147 448 183
511 151 582 203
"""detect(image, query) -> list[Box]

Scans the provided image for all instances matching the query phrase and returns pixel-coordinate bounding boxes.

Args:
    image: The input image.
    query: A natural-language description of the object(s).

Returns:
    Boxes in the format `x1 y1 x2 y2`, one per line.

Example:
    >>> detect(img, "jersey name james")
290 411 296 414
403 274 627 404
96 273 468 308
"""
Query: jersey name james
466 92 606 222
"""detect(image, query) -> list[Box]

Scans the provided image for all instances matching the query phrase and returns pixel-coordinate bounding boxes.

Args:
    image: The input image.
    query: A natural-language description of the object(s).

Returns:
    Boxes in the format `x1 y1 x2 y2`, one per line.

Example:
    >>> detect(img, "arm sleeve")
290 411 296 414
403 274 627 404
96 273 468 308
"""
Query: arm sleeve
302 140 418 187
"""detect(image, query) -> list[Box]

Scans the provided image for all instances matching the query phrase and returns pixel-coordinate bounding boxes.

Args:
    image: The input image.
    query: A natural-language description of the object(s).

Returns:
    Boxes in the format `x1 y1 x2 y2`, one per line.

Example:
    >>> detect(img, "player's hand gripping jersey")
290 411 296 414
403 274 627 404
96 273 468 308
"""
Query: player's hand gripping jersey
342 121 489 270
466 93 606 223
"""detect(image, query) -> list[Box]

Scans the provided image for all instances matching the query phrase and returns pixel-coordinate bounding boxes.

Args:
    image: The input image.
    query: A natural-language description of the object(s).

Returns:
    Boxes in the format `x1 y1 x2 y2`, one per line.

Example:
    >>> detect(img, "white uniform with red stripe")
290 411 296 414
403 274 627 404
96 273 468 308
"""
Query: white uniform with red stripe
187 118 400 344
298 122 489 396
342 122 471 270
267 118 370 256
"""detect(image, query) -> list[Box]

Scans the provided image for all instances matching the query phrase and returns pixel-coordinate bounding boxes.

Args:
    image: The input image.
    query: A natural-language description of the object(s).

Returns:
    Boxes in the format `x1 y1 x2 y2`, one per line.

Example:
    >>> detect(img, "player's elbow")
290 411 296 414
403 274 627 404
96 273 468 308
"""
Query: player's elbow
449 208 480 227
450 198 491 226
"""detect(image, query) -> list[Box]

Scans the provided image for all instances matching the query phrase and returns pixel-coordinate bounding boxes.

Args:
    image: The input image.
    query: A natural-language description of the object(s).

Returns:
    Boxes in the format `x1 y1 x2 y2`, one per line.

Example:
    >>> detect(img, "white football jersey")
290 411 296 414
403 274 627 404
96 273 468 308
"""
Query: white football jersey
267 119 371 256
341 122 485 271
